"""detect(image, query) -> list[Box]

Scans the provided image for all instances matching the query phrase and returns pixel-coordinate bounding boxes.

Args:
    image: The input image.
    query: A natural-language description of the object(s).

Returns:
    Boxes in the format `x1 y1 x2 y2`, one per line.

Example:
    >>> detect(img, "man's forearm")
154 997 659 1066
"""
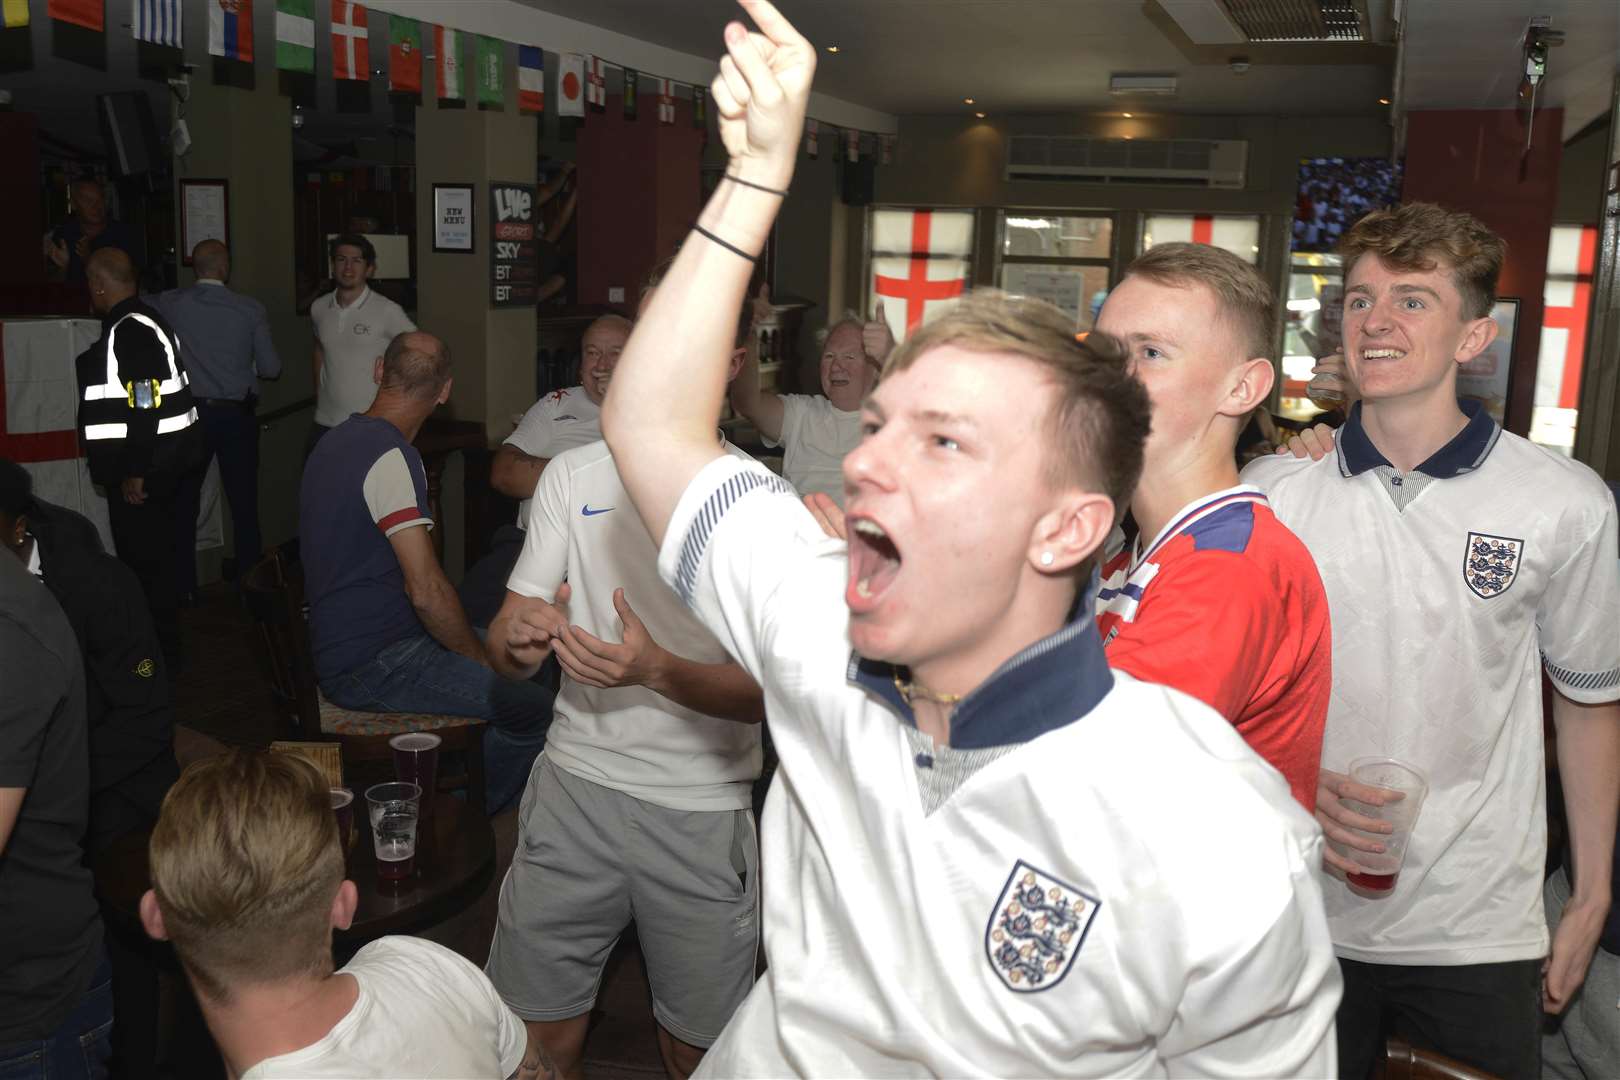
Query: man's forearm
647 654 765 725
487 605 545 681
1554 693 1620 904
409 576 487 664
490 446 549 500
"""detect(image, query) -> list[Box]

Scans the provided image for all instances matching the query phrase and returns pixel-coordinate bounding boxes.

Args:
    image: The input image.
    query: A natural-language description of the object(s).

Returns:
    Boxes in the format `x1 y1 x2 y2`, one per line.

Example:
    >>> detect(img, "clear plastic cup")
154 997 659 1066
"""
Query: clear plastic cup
389 732 441 817
329 787 354 851
1333 756 1429 895
364 781 422 883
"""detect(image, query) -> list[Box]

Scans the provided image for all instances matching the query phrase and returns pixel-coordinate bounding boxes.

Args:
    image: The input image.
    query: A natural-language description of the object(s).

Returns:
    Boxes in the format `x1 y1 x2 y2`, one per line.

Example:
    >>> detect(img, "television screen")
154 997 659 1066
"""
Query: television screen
1292 156 1404 253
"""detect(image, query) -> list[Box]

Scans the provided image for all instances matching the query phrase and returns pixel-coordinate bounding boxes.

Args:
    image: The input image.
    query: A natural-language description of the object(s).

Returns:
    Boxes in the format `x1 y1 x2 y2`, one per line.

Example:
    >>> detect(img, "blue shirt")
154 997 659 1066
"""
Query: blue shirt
300 415 434 682
149 281 281 401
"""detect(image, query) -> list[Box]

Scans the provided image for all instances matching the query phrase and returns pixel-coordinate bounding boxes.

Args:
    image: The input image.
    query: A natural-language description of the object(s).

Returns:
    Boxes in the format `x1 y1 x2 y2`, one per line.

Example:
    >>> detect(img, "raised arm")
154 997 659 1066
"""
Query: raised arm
602 0 814 546
252 302 282 381
728 284 786 441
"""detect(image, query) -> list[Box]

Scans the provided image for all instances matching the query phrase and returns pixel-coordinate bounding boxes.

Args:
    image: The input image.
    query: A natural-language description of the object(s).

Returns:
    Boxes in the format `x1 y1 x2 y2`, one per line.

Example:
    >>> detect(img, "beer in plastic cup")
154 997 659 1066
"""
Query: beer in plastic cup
1334 756 1428 894
365 781 421 882
330 787 354 851
390 733 441 815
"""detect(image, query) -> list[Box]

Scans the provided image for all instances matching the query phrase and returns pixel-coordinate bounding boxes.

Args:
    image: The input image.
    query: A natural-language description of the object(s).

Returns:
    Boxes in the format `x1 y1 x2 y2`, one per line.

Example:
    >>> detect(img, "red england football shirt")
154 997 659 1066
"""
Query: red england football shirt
1095 486 1330 810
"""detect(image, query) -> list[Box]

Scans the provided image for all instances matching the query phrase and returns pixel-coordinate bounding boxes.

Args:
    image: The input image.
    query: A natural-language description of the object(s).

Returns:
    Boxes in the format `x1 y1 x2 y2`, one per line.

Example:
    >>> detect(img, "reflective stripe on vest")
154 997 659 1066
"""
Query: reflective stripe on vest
82 408 199 442
98 312 185 395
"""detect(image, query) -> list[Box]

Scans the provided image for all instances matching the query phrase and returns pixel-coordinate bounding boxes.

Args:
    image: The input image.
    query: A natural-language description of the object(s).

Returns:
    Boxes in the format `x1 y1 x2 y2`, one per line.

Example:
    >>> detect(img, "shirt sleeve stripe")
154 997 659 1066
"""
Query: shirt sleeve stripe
674 470 797 603
377 507 429 534
1543 656 1620 694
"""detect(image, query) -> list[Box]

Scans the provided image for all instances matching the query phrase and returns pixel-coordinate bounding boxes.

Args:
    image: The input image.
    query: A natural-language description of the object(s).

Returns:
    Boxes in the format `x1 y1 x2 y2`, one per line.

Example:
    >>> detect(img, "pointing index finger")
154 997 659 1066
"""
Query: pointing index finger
737 0 807 47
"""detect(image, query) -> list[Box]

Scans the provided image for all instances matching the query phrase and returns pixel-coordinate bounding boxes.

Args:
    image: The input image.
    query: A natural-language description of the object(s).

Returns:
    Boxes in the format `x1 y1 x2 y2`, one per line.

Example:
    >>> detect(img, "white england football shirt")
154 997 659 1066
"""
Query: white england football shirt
658 453 1341 1078
762 393 861 505
1244 402 1620 965
507 439 760 811
310 286 416 428
503 387 602 527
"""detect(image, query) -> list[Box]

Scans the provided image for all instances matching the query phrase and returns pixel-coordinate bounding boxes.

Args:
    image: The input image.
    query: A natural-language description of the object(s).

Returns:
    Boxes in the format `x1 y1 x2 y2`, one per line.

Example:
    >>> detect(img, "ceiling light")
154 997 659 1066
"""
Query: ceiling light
1378 97 1391 105
1122 112 1133 118
974 111 986 119
1109 74 1178 96
964 97 975 105
825 45 839 53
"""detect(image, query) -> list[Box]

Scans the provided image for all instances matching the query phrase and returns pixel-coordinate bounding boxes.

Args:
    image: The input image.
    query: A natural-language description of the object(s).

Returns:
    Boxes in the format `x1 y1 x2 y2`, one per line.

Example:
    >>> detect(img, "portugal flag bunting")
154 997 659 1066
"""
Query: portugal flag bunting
517 46 543 114
388 15 421 93
275 0 313 72
331 1 368 81
48 0 103 31
209 0 254 61
434 25 463 100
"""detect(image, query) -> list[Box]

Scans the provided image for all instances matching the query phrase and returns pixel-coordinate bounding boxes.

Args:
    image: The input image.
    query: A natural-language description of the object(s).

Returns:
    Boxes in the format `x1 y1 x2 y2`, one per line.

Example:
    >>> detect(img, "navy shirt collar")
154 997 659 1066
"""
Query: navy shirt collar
848 577 1115 750
1337 398 1501 480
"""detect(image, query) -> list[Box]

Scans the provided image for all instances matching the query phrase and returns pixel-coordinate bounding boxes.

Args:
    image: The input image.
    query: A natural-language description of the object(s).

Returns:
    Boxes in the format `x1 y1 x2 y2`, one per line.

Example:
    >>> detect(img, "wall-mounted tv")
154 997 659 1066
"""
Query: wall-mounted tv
1293 156 1404 253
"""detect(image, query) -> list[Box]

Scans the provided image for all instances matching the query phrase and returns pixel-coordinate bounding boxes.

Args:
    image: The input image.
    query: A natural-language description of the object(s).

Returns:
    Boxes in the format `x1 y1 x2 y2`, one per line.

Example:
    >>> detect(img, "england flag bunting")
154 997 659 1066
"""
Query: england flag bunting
804 118 818 158
134 0 181 47
586 54 605 109
517 46 544 114
208 0 254 61
557 52 584 117
331 1 368 81
434 25 463 100
657 78 675 124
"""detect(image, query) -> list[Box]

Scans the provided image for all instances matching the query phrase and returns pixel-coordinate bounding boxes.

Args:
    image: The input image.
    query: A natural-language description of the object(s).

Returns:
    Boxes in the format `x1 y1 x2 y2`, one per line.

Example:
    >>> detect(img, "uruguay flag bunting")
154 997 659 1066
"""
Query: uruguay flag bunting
331 0 368 81
133 0 181 46
517 46 543 114
48 0 103 31
209 0 254 61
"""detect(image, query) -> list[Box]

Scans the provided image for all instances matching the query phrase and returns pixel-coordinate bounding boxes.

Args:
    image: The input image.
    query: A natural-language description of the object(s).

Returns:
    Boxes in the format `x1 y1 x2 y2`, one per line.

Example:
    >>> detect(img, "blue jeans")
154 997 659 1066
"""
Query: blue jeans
0 951 113 1080
322 634 552 813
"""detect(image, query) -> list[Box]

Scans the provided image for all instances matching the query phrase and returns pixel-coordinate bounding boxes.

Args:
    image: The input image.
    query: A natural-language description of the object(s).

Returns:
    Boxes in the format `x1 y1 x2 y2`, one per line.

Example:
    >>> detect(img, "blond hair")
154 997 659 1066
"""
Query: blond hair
148 750 343 1001
1338 202 1506 319
883 290 1151 509
1123 242 1276 362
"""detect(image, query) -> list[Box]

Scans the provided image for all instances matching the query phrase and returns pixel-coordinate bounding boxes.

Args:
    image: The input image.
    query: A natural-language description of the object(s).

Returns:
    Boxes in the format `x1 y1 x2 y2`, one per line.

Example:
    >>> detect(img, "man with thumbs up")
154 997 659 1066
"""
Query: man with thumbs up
728 291 895 505
484 291 766 1080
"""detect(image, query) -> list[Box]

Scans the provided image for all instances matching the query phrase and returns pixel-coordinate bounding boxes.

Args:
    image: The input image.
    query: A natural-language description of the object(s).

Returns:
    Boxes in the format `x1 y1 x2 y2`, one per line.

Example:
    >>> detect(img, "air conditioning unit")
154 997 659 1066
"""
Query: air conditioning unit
1004 135 1248 189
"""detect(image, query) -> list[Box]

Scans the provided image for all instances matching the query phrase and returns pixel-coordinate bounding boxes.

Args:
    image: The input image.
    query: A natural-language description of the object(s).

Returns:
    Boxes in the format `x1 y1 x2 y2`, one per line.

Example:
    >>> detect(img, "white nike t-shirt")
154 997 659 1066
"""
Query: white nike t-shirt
240 936 526 1079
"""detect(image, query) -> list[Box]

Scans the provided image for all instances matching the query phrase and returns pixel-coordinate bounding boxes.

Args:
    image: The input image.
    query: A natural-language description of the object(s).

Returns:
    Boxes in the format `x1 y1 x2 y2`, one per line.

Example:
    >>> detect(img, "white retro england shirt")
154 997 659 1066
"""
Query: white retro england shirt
658 453 1341 1078
1244 400 1620 965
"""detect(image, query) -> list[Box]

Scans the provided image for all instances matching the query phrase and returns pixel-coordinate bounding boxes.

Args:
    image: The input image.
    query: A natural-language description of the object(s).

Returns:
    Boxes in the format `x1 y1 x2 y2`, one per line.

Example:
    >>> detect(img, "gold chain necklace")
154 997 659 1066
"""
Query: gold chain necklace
892 672 963 708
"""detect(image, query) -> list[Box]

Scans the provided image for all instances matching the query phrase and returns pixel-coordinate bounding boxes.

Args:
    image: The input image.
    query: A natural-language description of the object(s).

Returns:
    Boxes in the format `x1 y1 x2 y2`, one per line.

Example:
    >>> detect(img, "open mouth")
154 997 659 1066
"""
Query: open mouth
847 516 902 612
1361 347 1407 361
828 373 851 388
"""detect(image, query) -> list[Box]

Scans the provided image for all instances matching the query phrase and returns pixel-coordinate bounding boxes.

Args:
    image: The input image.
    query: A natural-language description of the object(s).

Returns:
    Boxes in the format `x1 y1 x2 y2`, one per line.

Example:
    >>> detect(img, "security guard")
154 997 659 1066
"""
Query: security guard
77 248 205 669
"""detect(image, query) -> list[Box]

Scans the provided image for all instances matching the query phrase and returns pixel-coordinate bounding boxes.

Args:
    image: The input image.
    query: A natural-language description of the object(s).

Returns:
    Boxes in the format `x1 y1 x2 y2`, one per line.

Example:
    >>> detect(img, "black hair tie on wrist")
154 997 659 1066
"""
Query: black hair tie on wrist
724 174 789 198
693 224 759 263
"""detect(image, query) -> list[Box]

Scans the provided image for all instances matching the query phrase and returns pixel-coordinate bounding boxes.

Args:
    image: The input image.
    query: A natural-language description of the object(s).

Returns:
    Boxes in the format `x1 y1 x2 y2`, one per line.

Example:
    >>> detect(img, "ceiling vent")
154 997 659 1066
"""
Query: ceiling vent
1005 136 1247 189
1162 0 1368 43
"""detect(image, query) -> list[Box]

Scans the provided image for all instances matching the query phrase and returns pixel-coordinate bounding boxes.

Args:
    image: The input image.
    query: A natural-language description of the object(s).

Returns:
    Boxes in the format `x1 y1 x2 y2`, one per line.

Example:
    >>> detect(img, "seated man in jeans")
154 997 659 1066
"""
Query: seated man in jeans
299 331 552 812
139 750 550 1079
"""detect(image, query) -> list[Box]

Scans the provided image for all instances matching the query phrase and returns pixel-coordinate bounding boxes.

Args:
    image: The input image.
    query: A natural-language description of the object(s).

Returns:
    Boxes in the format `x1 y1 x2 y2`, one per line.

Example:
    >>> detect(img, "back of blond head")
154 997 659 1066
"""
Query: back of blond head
148 749 343 1000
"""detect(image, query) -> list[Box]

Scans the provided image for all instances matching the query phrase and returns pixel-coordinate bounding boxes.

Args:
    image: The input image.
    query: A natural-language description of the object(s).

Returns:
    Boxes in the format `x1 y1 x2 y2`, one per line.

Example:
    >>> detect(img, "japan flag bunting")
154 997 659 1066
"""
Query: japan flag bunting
434 25 463 100
274 0 313 73
585 54 605 109
331 1 368 81
557 52 584 116
517 46 544 114
209 0 254 61
657 79 675 124
48 0 103 31
388 15 421 93
133 0 182 47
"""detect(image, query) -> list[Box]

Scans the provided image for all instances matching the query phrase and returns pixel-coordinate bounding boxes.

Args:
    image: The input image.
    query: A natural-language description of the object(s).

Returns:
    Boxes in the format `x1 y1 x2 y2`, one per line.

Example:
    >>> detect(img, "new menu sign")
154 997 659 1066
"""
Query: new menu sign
490 181 539 308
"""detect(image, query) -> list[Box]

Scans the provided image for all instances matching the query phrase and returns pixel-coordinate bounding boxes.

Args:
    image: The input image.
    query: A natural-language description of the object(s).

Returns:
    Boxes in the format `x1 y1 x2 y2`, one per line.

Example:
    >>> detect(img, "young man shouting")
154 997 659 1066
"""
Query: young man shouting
1093 243 1330 809
596 2 1342 1075
1245 203 1620 1079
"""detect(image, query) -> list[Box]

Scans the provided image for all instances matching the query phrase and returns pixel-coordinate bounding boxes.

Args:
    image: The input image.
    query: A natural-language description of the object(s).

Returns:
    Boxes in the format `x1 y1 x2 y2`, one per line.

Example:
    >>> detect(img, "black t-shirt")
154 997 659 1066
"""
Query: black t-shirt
0 548 102 1043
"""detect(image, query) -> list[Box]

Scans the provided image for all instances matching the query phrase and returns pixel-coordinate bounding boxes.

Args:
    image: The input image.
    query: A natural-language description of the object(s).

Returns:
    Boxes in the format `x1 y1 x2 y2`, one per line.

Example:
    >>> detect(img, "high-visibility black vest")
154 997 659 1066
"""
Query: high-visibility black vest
77 301 202 485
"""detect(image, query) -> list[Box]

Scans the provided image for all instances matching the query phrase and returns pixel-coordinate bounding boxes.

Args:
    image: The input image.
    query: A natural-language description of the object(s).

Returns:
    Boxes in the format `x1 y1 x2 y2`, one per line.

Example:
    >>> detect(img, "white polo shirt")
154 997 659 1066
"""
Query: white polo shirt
659 453 1341 1078
507 439 760 812
503 387 602 527
763 393 861 505
311 286 417 428
1243 401 1620 966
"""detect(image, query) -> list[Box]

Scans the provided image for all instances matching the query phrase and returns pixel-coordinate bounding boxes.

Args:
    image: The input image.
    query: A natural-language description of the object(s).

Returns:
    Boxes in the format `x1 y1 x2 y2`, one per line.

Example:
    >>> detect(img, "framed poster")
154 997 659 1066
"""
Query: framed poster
433 183 475 253
180 179 229 266
489 181 539 308
1455 298 1518 424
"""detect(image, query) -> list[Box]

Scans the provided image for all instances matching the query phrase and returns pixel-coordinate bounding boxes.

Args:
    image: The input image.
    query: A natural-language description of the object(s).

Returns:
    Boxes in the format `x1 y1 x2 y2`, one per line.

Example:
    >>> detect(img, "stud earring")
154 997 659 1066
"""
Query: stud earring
1039 551 1055 567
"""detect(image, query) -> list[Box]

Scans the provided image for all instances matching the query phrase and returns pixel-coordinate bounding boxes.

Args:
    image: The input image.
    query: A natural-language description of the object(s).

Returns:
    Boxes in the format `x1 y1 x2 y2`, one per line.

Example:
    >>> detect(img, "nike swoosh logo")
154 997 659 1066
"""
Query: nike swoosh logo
581 505 615 517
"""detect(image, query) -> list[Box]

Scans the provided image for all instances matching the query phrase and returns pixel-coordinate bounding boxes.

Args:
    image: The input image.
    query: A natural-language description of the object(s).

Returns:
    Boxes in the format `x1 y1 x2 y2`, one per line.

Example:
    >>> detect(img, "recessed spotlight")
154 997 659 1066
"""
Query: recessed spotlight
826 45 840 53
1123 135 1133 140
974 111 986 119
1378 97 1391 105
1122 112 1133 118
964 97 975 105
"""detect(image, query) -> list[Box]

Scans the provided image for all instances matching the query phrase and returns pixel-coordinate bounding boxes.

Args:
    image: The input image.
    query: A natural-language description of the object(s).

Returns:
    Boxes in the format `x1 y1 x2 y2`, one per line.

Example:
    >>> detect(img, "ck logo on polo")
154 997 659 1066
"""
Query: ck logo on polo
985 861 1099 993
353 323 371 336
1464 532 1523 599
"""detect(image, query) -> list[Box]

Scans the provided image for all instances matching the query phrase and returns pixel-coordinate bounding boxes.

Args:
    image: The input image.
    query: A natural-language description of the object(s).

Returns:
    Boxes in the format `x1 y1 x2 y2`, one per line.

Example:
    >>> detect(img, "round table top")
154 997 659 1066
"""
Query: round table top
94 793 496 949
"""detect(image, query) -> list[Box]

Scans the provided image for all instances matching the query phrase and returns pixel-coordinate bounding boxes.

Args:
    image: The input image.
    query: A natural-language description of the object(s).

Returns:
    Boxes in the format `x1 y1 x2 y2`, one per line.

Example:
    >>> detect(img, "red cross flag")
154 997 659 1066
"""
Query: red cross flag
1141 213 1260 264
558 52 585 116
586 54 606 108
331 1 369 81
657 78 675 124
1540 224 1598 412
870 209 972 335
